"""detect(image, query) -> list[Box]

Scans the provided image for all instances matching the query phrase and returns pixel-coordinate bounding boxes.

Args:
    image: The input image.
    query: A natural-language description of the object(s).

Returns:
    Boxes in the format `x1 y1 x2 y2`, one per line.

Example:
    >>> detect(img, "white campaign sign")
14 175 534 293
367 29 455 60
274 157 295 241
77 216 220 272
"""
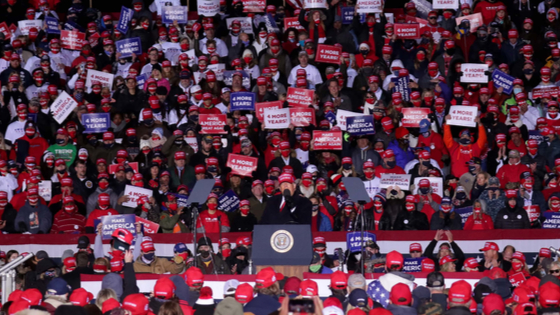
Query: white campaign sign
186 137 198 153
50 91 78 124
460 63 489 83
433 0 459 9
226 17 253 34
447 105 478 128
264 108 291 129
123 185 153 208
413 177 443 197
379 174 412 190
18 20 42 35
38 180 52 202
207 63 225 81
336 109 363 131
198 0 220 16
357 0 383 13
305 0 327 9
186 49 197 67
86 69 115 90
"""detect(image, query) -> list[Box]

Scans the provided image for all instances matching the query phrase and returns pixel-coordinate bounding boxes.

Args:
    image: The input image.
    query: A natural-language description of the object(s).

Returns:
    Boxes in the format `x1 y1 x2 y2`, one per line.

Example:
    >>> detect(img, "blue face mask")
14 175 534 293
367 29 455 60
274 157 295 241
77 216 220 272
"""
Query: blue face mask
299 40 305 47
143 253 155 261
242 40 249 46
105 50 112 56
514 88 522 95
75 92 84 102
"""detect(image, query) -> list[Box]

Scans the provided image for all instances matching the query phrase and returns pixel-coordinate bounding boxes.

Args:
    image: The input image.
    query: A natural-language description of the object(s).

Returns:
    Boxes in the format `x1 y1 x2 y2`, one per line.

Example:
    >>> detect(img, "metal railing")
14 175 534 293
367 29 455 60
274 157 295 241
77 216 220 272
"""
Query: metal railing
0 253 34 304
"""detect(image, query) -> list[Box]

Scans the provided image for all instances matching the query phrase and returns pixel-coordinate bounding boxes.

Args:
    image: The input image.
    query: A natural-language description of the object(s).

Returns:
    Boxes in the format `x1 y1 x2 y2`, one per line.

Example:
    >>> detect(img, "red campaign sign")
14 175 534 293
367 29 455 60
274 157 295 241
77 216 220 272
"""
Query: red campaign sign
524 205 541 223
509 272 526 287
242 0 266 12
401 108 430 128
136 216 160 234
532 86 560 99
199 114 227 134
404 15 428 29
0 22 11 38
394 23 420 39
284 17 305 30
256 101 283 122
313 131 343 150
108 162 139 174
61 30 86 50
286 87 314 107
290 107 316 127
226 154 258 177
8 23 17 33
89 33 100 47
315 44 342 64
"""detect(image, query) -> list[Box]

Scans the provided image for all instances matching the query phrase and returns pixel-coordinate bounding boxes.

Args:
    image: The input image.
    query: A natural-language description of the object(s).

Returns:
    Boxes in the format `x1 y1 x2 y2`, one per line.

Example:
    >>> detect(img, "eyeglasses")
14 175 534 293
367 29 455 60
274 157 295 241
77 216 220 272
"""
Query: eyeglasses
550 269 560 274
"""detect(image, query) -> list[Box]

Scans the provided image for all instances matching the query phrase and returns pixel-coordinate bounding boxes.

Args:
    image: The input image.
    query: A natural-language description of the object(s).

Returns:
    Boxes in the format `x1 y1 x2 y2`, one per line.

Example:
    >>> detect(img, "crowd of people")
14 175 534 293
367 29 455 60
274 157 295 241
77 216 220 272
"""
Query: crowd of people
1 0 560 313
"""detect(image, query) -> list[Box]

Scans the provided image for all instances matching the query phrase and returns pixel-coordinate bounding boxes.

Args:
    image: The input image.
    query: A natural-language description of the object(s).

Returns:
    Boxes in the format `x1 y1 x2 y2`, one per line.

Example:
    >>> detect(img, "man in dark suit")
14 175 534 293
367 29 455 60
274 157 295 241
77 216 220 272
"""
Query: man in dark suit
259 173 312 225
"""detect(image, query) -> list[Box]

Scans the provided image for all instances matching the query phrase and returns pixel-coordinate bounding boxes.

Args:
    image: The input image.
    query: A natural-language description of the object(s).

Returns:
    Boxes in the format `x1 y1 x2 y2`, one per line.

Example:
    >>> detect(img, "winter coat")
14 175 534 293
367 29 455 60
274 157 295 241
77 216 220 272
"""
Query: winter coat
351 145 382 175
430 208 463 230
133 256 185 274
86 187 119 216
15 202 52 234
194 253 232 275
367 272 415 307
387 304 418 315
393 210 430 230
494 204 531 229
478 188 506 221
538 137 560 170
444 123 487 178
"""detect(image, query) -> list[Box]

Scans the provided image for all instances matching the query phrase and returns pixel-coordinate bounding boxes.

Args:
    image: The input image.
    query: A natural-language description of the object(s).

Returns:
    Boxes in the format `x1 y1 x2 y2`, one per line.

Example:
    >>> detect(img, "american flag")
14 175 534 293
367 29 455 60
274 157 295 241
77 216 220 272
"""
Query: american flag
367 279 390 307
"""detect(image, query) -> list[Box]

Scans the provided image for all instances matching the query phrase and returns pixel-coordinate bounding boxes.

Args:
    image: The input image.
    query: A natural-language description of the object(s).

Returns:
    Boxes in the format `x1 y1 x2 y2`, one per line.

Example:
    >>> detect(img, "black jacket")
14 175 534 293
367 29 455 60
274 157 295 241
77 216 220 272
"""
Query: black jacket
393 210 430 230
494 204 531 229
268 156 304 179
229 213 258 232
260 194 312 225
478 253 512 272
423 239 465 272
430 211 463 230
445 306 471 315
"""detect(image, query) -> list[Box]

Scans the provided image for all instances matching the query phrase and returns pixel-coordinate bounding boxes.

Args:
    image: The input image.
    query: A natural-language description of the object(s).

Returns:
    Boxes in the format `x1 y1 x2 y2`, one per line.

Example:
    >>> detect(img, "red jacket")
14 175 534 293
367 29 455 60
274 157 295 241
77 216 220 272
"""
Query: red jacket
418 131 448 168
507 140 527 157
496 163 531 189
86 208 119 227
474 0 506 25
197 210 230 233
10 135 49 164
11 192 47 211
49 193 85 207
464 213 494 230
198 106 222 115
444 123 487 178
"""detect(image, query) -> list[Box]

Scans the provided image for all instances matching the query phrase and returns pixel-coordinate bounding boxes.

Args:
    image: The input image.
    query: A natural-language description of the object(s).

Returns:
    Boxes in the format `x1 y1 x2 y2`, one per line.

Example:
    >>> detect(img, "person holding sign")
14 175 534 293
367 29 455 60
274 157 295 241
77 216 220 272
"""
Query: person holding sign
444 116 487 178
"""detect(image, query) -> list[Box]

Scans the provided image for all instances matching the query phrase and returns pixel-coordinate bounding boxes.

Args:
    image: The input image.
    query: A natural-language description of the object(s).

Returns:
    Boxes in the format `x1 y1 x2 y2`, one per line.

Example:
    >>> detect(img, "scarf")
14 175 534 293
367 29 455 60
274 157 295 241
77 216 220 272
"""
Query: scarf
309 21 326 41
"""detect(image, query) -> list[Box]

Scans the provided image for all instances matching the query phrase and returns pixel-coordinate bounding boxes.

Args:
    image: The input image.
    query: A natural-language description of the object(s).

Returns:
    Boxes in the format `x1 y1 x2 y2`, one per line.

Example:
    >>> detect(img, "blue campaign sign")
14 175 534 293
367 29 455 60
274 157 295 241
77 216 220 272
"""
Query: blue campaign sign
218 189 240 212
340 7 365 24
117 6 134 34
162 6 188 24
27 113 37 122
346 115 375 135
83 113 110 133
346 232 376 253
101 214 136 240
64 20 84 32
231 92 255 111
454 206 473 227
528 130 544 145
176 194 189 208
45 17 60 34
492 69 514 95
543 212 560 229
136 73 149 89
403 257 424 273
392 76 411 101
325 111 336 124
116 38 142 58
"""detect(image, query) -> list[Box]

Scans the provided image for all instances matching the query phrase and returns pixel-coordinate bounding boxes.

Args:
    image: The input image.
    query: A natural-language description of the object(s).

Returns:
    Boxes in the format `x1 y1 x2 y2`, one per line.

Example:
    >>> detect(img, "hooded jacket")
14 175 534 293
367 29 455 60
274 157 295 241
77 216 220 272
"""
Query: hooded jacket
494 202 531 229
15 201 52 233
367 271 415 307
430 206 463 230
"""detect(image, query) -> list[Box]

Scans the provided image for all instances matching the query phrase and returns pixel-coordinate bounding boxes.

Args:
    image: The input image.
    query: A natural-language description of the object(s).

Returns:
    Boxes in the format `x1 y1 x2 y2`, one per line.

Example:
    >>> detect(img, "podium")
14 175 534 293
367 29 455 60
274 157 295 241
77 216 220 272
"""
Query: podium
252 225 313 278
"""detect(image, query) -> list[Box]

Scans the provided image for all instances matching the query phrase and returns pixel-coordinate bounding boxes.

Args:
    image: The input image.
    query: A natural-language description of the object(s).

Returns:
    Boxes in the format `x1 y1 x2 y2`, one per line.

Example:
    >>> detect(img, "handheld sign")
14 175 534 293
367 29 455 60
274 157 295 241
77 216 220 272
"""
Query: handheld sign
509 272 527 287
395 23 420 39
199 114 227 134
227 154 258 177
286 87 314 107
226 17 253 34
391 75 411 101
403 258 424 273
413 177 443 197
207 63 225 80
461 63 489 83
45 17 60 34
60 30 85 50
447 105 478 128
315 44 342 64
50 91 78 124
86 69 115 90
256 101 283 122
433 0 459 9
0 22 11 38
533 86 560 99
455 13 483 33
346 115 375 136
135 216 160 234
136 73 149 89
101 214 137 240
218 190 240 212
454 206 473 226
242 0 266 12
198 0 220 16
116 6 134 34
379 174 411 190
347 231 376 253
304 0 327 8
123 185 153 208
18 20 42 35
401 108 430 128
543 212 560 229
336 109 363 131
290 107 316 127
231 92 256 111
264 108 291 129
313 131 343 150
116 38 142 58
83 113 110 133
284 17 305 30
491 69 514 95
38 180 52 202
356 0 383 13
162 6 188 24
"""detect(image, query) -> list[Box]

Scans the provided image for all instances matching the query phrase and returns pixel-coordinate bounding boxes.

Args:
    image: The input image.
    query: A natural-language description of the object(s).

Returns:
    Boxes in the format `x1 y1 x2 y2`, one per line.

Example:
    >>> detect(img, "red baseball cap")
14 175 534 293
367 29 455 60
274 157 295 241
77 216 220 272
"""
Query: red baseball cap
330 270 347 290
386 250 403 269
299 279 318 297
390 283 412 306
185 267 204 287
153 278 176 300
448 280 472 304
255 267 280 288
539 282 560 307
479 242 499 251
421 258 435 272
439 255 457 266
122 293 150 315
409 243 422 252
464 257 479 269
235 283 254 303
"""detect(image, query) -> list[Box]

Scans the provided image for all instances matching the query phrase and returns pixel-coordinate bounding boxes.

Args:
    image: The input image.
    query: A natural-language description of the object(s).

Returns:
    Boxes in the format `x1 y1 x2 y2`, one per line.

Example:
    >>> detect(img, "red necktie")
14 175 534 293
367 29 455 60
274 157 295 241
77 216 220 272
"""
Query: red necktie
280 200 285 213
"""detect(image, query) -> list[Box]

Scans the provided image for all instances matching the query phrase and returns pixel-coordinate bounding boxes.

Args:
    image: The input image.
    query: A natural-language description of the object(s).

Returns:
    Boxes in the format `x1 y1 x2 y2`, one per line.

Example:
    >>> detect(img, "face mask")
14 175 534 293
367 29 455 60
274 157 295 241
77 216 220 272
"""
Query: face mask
550 111 559 118
243 56 252 64
512 261 524 271
468 166 477 174
361 49 369 56
29 196 39 204
240 208 250 215
57 168 66 175
406 204 415 211
309 264 321 272
142 22 149 30
56 138 65 145
143 253 155 261
446 48 456 55
299 40 305 47
199 250 210 258
420 187 430 194
99 181 109 190
168 203 178 211
459 138 471 145
25 130 36 138
474 206 482 214
207 166 217 173
551 201 560 211
524 69 534 75
546 136 552 142
514 88 523 95
386 160 396 168
64 205 75 213
104 142 114 149
51 46 60 53
208 203 218 210
374 202 383 211
441 205 452 213
281 150 290 158
524 182 533 190
456 192 466 200
364 170 374 178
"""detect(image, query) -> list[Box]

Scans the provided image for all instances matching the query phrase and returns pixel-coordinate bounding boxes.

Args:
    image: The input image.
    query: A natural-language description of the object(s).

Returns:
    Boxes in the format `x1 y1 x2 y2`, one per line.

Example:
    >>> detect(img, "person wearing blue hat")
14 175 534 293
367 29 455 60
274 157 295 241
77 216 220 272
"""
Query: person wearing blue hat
430 197 462 230
417 118 448 172
44 277 71 312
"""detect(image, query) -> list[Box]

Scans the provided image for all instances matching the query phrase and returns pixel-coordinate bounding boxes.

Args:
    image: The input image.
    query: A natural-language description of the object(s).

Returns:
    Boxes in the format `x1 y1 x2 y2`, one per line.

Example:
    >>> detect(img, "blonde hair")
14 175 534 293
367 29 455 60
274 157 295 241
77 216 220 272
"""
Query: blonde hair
96 288 118 310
